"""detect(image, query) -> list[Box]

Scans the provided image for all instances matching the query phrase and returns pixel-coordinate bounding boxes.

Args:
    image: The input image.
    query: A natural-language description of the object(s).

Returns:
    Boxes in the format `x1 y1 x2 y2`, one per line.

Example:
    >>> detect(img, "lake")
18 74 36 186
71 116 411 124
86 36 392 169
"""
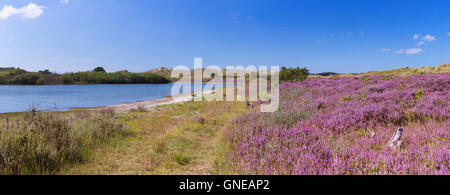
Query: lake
0 83 229 113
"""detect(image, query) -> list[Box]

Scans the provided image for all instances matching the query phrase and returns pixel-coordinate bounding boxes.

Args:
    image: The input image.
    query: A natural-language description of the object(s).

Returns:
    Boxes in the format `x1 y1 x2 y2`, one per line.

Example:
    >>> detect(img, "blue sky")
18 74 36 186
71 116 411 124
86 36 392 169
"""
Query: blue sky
0 0 449 73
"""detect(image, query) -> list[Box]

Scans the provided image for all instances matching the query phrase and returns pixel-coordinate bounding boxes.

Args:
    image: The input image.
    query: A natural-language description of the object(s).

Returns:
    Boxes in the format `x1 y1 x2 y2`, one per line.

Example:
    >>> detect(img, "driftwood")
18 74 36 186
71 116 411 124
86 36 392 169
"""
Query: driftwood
388 128 403 148
370 131 376 138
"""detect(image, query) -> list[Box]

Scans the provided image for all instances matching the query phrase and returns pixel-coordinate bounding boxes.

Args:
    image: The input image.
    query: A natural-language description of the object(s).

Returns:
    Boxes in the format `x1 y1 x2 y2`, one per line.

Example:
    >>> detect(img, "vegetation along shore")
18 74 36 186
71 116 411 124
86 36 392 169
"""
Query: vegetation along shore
0 67 171 85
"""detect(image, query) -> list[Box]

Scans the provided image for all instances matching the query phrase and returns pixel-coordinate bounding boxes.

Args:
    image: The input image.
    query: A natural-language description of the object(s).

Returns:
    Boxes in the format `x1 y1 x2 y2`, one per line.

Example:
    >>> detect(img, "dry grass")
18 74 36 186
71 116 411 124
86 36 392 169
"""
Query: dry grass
61 101 247 175
308 63 449 79
362 63 449 76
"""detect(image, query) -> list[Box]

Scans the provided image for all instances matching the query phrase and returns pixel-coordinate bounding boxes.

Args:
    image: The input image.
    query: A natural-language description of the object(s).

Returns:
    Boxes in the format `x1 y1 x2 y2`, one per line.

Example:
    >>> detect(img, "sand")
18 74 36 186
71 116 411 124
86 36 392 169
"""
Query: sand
69 90 217 112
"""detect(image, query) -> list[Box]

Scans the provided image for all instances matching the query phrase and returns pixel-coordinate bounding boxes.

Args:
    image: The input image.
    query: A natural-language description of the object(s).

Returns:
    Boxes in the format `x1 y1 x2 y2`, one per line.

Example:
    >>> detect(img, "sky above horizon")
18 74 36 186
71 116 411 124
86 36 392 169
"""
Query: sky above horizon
0 0 449 73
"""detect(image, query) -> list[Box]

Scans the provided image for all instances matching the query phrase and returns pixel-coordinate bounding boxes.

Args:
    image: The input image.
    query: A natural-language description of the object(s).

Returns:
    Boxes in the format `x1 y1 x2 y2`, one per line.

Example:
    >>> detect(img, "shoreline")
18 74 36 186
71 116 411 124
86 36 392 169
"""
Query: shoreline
0 84 235 115
0 90 212 115
68 89 218 112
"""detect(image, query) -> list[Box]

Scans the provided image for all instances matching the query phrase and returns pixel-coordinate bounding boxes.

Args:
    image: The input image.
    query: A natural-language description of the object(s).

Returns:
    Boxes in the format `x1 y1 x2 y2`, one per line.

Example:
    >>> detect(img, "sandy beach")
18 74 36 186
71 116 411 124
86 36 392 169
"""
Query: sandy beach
70 89 218 112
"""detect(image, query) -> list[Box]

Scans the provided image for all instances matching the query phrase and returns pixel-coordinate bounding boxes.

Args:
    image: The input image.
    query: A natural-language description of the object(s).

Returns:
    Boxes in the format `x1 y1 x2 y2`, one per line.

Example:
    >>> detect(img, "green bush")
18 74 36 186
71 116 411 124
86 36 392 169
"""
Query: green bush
9 73 44 85
93 67 106 73
280 66 309 81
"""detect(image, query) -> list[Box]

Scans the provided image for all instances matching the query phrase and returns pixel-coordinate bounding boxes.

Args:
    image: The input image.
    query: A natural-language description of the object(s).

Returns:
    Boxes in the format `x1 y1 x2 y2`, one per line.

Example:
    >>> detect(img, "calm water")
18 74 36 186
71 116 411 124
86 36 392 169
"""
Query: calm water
0 83 225 113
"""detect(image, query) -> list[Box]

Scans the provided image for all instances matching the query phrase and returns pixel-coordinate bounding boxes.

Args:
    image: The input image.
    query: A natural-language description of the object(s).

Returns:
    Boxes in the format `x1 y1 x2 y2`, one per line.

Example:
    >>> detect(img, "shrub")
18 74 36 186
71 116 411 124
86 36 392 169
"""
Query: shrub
280 66 309 81
192 116 206 124
0 109 125 174
413 89 423 100
60 74 74 84
0 111 84 174
342 96 351 102
86 110 125 142
129 105 147 113
9 73 44 85
93 67 106 73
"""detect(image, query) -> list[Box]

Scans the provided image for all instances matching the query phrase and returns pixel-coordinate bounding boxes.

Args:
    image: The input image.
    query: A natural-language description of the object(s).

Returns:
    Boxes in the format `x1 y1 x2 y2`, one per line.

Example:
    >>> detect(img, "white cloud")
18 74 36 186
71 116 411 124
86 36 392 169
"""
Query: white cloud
384 34 433 55
448 33 450 36
342 32 353 37
394 48 423 55
0 3 47 20
378 48 391 52
61 0 70 5
394 49 404 54
422 34 436 42
405 48 423 55
229 11 240 20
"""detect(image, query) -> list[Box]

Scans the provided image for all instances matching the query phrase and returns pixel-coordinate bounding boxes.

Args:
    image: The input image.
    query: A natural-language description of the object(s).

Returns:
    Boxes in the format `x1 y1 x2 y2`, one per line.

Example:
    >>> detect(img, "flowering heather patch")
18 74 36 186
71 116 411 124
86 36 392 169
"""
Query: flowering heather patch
229 73 449 175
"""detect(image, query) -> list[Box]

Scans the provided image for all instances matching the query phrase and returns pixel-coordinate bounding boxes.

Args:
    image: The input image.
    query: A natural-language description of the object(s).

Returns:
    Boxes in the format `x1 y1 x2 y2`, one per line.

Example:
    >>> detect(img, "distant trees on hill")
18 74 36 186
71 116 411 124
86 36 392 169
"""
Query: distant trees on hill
314 72 338 77
0 67 170 85
60 71 170 84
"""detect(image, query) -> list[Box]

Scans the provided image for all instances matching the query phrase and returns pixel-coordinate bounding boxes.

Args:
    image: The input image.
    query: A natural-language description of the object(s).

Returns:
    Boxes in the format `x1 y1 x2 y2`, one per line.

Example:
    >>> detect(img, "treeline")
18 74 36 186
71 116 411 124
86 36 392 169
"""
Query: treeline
0 67 170 85
60 68 170 84
1 66 313 84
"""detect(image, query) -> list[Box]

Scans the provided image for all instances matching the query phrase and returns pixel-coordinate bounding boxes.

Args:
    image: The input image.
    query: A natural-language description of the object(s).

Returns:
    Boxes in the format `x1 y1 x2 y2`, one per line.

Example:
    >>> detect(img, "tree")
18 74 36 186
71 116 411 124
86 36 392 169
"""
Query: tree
39 69 52 75
280 66 309 81
93 67 106 73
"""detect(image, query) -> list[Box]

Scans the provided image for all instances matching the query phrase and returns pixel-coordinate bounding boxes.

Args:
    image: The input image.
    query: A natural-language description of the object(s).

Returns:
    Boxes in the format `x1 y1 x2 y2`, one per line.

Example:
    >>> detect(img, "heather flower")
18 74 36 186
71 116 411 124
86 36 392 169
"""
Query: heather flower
228 73 450 175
